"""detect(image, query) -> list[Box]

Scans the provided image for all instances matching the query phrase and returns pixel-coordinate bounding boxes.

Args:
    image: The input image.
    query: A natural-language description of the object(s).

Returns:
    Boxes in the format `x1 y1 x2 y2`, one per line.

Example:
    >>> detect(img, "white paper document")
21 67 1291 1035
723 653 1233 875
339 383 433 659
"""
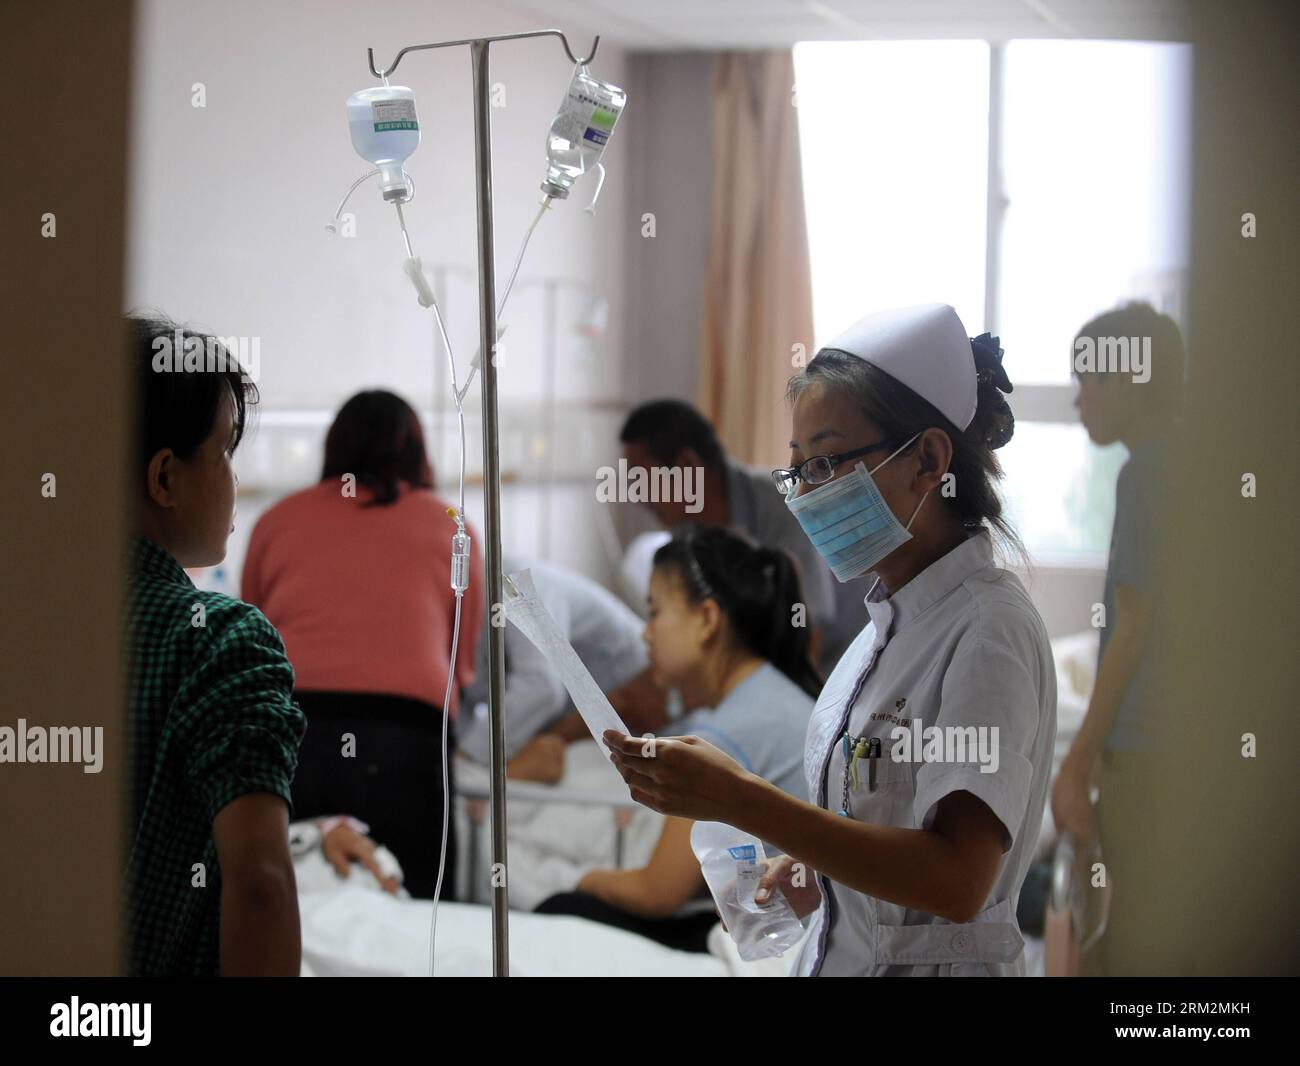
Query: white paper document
502 569 631 750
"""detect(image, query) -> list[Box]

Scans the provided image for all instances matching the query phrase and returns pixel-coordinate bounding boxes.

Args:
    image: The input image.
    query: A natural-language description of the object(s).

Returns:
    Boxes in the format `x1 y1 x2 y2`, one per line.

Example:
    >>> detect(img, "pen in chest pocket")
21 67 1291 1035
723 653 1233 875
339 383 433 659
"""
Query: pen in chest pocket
839 733 885 816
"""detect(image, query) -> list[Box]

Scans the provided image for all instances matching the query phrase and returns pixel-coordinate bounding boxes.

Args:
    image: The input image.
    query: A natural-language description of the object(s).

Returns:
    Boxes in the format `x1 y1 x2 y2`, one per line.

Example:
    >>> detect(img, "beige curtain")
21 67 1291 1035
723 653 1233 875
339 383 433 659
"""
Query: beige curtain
698 51 815 469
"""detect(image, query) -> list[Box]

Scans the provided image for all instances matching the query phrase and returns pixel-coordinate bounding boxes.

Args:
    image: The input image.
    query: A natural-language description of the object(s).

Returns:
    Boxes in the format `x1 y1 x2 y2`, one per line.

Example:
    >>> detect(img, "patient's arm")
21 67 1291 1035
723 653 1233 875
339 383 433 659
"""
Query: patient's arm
506 733 566 783
549 710 595 743
551 666 670 743
576 816 703 919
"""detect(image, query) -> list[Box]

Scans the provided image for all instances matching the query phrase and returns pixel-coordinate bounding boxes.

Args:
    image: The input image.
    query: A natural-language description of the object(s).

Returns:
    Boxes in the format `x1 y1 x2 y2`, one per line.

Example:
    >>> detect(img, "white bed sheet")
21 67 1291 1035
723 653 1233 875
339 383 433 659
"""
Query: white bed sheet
300 890 730 977
296 850 799 977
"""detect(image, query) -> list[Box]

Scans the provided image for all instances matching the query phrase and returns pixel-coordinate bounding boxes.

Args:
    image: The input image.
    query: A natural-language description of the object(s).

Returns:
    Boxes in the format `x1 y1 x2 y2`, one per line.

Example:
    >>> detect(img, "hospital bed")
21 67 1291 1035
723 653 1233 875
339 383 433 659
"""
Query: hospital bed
294 847 799 977
292 738 803 975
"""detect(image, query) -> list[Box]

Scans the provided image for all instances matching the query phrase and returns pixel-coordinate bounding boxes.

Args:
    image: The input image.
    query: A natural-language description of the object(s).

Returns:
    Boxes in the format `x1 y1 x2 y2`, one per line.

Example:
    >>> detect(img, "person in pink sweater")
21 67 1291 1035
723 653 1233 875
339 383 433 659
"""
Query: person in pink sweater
242 390 483 898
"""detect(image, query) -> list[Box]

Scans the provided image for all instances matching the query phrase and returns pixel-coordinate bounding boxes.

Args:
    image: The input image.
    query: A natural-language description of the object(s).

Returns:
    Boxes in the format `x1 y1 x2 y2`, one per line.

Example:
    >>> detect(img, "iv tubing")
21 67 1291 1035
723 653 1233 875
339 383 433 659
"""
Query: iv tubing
429 583 463 974
395 200 467 516
331 169 380 227
457 195 552 402
391 198 467 974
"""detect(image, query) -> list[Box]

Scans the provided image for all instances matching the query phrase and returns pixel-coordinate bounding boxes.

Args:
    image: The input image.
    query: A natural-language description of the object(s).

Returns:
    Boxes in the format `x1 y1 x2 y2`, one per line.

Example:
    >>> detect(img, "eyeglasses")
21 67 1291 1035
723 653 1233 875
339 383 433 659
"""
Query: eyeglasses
770 439 898 497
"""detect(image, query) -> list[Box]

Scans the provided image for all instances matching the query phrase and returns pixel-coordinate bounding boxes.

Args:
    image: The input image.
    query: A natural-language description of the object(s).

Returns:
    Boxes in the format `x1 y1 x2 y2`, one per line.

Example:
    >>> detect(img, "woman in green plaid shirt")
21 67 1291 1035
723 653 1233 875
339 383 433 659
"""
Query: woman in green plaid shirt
126 314 305 976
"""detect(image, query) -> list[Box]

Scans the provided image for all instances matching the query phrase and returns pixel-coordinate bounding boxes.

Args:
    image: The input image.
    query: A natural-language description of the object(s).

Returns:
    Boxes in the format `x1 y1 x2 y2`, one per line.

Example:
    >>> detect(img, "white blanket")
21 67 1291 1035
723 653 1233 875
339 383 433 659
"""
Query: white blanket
300 890 726 977
295 849 801 977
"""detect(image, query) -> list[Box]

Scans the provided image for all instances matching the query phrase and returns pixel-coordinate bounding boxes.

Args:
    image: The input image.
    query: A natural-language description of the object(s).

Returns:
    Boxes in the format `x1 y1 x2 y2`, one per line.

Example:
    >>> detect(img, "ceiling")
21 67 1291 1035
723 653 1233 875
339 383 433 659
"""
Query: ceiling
504 0 1192 50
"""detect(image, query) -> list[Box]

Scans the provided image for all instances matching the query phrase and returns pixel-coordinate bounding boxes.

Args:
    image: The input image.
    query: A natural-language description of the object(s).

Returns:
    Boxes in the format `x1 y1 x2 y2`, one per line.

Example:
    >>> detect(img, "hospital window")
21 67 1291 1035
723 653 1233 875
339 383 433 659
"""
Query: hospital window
794 38 1192 563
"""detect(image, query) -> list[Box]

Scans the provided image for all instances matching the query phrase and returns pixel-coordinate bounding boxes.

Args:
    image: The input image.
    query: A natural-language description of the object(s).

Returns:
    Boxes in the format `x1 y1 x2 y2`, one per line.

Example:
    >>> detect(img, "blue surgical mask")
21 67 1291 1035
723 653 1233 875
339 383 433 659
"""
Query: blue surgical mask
785 433 927 582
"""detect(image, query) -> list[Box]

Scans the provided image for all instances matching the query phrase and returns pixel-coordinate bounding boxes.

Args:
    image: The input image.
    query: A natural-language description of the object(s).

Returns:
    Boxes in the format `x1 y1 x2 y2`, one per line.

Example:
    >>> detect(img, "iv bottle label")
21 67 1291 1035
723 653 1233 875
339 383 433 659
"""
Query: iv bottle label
584 106 616 146
372 98 418 132
556 90 619 149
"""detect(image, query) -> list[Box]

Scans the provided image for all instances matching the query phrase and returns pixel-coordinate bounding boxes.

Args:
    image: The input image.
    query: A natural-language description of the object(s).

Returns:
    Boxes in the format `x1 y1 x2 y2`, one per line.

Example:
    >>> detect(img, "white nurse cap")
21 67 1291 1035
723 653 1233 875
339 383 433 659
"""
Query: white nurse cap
822 303 978 431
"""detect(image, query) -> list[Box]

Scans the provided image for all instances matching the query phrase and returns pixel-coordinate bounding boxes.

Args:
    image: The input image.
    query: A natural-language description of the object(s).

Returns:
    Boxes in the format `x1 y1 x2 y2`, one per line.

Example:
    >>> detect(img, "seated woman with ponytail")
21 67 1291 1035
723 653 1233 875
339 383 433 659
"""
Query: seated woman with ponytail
534 528 821 952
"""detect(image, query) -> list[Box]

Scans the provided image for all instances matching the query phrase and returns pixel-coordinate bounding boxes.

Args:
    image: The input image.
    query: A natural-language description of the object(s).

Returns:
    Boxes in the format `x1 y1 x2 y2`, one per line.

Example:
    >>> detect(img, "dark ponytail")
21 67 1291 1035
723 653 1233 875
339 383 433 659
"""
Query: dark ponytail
653 528 823 700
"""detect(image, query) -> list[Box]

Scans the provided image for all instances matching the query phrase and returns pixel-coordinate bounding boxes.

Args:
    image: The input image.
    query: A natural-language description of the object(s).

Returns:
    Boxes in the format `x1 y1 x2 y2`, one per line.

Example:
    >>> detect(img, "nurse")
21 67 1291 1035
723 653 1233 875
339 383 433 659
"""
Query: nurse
605 304 1057 976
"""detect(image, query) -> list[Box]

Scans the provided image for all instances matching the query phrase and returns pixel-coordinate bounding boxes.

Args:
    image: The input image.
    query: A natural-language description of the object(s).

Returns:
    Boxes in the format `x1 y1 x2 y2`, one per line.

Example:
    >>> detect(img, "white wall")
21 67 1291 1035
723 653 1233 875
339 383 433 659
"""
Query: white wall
127 0 633 586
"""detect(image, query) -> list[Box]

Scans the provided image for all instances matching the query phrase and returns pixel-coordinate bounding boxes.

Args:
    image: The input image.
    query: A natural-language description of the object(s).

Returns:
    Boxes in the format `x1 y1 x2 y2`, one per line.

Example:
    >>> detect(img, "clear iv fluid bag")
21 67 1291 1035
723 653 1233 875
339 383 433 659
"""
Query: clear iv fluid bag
541 67 626 200
347 86 420 201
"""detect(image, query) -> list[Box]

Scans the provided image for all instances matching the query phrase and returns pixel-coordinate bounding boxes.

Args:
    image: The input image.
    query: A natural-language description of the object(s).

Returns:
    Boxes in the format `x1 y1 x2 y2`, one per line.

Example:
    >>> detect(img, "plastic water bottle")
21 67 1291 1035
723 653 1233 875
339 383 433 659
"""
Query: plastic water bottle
690 821 804 961
541 67 626 200
347 86 420 201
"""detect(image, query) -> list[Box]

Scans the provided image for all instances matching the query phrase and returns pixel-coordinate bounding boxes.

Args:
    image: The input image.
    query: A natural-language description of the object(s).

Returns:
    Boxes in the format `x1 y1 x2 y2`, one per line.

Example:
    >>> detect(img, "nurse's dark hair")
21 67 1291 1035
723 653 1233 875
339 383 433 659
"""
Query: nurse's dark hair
653 528 823 700
322 390 434 507
130 311 257 473
786 346 1025 563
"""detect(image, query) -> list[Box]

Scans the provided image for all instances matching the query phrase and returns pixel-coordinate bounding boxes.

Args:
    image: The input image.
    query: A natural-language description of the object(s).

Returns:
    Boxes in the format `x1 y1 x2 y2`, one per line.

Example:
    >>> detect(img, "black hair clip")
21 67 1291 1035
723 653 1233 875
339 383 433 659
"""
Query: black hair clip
971 333 1013 394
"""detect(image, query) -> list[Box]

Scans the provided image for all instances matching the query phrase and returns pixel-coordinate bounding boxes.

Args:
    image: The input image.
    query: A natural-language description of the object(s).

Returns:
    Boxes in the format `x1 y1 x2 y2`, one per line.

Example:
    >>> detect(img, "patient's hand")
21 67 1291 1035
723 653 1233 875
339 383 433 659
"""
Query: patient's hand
506 734 566 783
322 824 400 894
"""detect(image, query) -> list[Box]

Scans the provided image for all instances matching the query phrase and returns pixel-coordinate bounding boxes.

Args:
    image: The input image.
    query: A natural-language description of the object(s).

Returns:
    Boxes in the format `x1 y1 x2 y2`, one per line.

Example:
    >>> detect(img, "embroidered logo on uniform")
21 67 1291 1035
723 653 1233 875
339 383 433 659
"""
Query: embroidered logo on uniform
869 697 912 728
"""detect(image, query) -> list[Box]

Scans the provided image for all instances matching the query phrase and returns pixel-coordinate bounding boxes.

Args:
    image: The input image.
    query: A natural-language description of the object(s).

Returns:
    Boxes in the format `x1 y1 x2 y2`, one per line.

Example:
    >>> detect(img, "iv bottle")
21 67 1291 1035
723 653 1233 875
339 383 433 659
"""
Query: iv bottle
541 67 626 200
347 86 420 201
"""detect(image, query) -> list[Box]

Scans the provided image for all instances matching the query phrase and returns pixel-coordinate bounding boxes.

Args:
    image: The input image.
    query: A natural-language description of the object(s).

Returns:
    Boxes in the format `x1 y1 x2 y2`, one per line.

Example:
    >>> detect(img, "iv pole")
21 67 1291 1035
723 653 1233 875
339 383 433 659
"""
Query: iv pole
365 29 601 979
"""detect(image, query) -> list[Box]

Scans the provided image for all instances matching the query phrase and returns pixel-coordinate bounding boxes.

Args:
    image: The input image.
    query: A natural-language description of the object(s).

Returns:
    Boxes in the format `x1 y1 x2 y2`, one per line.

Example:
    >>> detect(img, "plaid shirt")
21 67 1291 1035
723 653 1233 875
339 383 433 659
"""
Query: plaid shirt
126 537 305 976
